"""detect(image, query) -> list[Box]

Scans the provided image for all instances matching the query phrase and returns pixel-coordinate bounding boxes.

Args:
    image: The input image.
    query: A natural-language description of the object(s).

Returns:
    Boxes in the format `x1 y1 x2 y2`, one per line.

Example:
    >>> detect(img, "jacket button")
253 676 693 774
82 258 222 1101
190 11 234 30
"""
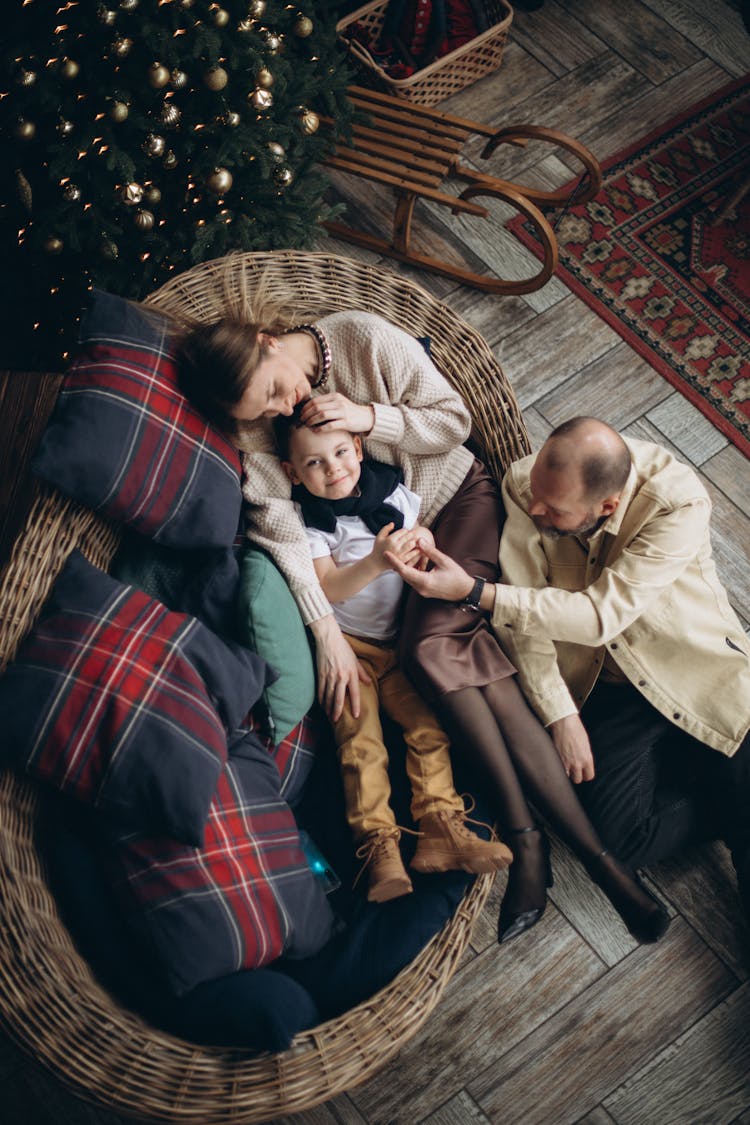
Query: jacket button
590 556 597 564
610 642 618 649
673 712 681 720
638 679 646 686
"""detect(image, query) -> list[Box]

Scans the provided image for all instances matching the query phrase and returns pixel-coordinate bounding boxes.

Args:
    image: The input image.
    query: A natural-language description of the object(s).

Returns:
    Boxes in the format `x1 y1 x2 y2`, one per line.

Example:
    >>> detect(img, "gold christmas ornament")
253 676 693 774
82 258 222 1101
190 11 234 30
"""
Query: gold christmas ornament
171 68 188 89
264 32 282 52
43 235 64 255
299 108 319 134
247 0 266 16
267 141 286 161
206 167 233 193
204 66 228 91
256 67 273 88
133 208 155 231
251 87 273 110
149 62 171 89
112 36 133 56
211 5 230 26
100 238 119 259
163 149 178 169
98 7 117 25
62 182 82 202
237 18 255 32
223 110 241 127
178 0 195 6
109 100 129 122
121 181 144 205
142 132 166 157
57 117 75 137
274 166 294 187
16 68 38 87
144 185 162 205
60 58 80 80
160 102 181 127
293 15 313 37
15 118 36 141
120 0 139 9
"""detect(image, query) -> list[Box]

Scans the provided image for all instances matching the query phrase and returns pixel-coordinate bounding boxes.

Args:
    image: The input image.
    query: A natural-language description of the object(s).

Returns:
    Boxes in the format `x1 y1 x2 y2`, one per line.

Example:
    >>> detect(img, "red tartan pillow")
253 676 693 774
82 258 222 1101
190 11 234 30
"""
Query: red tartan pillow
108 731 334 996
32 289 243 548
0 552 273 846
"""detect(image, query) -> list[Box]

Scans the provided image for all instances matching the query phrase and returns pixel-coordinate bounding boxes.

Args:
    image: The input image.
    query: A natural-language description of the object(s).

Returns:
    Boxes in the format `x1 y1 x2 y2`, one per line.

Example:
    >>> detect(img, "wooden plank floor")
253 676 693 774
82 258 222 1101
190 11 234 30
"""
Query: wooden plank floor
2 1 749 1122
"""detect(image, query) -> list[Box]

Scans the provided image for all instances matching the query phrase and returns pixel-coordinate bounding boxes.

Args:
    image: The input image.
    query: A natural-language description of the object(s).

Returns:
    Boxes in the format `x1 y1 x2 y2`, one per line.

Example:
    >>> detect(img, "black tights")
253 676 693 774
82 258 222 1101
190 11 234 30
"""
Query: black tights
436 677 669 934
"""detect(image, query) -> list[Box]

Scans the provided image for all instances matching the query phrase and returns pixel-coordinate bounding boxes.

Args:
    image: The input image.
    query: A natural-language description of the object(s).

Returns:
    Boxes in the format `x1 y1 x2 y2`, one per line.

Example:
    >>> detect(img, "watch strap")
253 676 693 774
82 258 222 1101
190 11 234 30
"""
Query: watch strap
462 575 486 610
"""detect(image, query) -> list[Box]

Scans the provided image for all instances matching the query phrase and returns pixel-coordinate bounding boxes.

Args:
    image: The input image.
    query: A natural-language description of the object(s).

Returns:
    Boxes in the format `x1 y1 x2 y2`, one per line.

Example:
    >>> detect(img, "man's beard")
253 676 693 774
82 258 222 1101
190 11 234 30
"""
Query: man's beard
534 512 601 539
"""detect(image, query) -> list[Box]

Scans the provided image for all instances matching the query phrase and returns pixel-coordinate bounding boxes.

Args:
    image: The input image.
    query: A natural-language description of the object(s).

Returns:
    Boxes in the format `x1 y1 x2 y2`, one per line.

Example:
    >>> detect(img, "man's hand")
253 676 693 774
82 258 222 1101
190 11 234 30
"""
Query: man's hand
384 540 474 601
308 614 370 722
548 713 595 783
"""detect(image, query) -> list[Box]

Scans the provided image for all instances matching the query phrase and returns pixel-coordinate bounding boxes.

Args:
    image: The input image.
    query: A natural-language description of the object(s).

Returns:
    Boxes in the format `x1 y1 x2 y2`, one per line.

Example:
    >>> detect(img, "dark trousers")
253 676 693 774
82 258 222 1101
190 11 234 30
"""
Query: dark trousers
579 681 750 891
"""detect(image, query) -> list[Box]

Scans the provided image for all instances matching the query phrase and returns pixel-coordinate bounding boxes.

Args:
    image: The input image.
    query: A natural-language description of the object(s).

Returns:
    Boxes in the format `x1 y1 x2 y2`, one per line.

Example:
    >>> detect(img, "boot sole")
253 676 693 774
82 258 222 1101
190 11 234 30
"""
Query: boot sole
411 856 511 874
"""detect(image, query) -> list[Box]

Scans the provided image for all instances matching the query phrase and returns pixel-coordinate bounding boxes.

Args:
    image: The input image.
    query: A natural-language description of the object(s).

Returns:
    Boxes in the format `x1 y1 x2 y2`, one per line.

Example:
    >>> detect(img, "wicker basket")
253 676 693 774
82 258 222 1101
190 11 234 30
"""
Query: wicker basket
337 0 513 105
0 251 529 1124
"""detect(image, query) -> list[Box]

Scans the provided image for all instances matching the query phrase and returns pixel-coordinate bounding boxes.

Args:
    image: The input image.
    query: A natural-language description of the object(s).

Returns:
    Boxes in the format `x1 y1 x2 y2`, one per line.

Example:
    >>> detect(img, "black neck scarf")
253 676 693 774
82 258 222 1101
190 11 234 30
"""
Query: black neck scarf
293 459 405 535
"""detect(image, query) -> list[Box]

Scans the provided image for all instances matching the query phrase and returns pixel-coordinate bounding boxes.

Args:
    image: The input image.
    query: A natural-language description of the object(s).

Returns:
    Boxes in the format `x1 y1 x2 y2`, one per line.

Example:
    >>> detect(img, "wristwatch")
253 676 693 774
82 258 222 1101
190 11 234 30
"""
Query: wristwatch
461 575 486 611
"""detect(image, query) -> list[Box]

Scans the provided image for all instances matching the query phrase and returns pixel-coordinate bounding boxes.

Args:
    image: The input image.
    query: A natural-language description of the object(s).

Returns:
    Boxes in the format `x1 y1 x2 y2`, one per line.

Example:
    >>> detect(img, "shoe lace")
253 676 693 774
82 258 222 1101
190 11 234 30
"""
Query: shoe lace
353 825 419 889
452 794 501 841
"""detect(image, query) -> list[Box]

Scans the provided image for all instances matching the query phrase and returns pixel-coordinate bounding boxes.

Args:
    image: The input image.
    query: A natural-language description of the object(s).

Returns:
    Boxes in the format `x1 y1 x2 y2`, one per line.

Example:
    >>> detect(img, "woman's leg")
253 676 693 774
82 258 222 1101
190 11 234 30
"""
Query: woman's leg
402 463 668 941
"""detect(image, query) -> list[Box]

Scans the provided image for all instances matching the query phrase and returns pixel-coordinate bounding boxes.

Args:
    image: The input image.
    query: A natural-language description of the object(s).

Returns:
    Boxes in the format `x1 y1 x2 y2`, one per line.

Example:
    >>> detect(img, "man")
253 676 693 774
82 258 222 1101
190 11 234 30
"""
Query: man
387 417 750 917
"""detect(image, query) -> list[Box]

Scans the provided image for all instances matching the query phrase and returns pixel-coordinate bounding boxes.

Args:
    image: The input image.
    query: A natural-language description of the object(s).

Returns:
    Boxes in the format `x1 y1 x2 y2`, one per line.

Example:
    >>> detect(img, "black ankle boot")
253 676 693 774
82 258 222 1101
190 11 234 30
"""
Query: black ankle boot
586 850 670 943
497 826 553 944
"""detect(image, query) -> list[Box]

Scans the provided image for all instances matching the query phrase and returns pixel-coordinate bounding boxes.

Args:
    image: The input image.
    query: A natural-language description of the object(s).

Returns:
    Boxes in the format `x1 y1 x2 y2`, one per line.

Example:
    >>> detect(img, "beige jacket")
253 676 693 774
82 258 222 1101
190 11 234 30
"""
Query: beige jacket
494 438 750 756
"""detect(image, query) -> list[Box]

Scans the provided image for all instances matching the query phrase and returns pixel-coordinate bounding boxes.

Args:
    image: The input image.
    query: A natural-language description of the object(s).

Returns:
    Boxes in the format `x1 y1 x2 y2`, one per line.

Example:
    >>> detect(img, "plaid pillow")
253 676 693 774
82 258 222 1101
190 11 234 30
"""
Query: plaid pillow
31 289 242 549
0 552 273 845
246 709 322 807
108 731 334 997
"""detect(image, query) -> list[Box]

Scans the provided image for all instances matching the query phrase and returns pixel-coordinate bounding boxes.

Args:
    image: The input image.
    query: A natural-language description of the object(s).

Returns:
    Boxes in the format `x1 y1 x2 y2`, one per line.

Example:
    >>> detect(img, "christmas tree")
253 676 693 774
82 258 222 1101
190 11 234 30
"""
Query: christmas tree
1 0 355 369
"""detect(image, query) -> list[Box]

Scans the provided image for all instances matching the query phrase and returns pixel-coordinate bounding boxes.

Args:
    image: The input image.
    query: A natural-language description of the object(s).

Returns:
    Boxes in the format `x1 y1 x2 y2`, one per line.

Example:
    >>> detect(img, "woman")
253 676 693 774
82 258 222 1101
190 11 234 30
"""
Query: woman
176 304 669 945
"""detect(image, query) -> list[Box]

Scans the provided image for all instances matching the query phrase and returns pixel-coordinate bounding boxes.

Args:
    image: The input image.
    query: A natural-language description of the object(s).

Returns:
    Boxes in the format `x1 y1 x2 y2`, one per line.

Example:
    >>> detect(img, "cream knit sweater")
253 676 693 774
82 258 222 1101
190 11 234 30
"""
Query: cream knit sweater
235 311 475 624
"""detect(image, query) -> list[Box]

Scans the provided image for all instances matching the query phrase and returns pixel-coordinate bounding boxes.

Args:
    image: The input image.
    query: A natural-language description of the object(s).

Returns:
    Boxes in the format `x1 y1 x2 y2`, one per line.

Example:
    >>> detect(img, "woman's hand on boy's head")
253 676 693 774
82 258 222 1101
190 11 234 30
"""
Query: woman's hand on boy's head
298 393 375 435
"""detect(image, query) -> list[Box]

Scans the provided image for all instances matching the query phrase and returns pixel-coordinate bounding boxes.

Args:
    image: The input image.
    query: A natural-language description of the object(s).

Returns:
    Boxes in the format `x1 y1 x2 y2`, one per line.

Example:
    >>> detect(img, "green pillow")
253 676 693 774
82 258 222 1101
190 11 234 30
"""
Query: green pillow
236 548 315 744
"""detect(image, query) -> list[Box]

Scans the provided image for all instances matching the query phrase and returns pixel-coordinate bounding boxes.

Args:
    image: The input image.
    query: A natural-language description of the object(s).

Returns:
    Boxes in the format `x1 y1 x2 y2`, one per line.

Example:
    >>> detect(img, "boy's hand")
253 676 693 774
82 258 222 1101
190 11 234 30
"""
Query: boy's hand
411 525 434 570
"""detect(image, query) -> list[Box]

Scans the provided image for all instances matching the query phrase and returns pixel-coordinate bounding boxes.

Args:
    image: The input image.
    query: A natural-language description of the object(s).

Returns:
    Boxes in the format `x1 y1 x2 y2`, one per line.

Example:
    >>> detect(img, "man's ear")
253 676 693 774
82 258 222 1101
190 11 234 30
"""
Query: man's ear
600 494 620 517
281 459 299 485
353 435 363 462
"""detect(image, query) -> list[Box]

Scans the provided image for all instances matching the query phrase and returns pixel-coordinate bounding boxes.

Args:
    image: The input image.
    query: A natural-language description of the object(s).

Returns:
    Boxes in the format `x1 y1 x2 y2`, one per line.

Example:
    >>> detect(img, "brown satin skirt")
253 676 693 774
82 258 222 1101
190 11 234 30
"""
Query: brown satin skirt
399 458 516 698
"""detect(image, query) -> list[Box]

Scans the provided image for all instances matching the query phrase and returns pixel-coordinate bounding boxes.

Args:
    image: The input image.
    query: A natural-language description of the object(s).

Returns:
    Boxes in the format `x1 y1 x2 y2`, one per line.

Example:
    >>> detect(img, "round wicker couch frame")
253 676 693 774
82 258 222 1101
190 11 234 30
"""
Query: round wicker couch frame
0 251 530 1124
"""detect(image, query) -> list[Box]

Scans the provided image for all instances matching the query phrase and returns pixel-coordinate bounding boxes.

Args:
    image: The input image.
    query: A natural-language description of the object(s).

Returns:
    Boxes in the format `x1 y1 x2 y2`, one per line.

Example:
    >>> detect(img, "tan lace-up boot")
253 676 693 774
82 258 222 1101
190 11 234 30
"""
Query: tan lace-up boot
355 828 414 902
411 810 513 874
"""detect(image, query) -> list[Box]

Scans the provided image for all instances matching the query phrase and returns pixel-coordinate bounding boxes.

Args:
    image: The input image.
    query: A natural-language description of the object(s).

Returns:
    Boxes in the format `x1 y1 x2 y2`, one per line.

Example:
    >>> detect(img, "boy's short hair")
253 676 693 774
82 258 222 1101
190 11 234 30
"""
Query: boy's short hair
272 403 308 461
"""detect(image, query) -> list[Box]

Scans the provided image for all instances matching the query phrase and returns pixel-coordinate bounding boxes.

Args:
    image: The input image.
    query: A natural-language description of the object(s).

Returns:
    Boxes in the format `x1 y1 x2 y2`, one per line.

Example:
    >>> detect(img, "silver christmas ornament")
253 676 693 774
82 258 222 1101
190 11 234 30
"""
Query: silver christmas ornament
160 102 181 127
133 208 155 231
142 132 166 157
149 62 171 88
206 167 233 194
109 100 129 122
112 36 133 56
62 182 82 202
251 87 273 110
204 66 228 91
171 69 188 89
121 181 144 205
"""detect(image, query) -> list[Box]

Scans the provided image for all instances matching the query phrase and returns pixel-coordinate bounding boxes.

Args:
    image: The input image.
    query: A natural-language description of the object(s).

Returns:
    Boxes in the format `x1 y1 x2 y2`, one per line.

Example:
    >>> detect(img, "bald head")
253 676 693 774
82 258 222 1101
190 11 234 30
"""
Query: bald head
540 417 631 503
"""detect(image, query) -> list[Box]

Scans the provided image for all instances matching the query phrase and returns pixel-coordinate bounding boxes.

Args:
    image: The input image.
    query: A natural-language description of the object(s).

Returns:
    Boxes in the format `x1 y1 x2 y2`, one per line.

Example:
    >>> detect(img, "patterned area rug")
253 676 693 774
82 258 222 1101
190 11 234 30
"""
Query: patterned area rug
509 76 750 457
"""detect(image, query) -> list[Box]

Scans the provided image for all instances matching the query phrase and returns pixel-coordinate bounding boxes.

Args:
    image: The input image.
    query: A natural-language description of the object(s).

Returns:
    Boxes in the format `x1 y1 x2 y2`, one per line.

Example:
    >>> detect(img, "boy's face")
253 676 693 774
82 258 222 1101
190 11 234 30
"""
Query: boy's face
283 426 363 500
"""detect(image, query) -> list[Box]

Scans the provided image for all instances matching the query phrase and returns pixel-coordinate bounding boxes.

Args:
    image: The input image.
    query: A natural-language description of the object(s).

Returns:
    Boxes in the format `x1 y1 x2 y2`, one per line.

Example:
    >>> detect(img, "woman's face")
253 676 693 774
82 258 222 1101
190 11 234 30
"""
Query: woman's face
229 337 311 422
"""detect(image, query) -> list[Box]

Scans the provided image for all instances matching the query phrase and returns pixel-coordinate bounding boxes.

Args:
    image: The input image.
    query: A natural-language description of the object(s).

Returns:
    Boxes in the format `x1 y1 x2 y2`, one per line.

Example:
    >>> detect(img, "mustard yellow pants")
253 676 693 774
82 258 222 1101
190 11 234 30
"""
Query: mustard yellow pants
334 633 464 841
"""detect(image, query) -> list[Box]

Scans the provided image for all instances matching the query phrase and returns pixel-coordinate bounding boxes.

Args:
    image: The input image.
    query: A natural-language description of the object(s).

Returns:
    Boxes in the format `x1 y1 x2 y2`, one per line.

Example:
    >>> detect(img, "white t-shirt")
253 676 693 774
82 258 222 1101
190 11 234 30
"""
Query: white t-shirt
299 483 421 642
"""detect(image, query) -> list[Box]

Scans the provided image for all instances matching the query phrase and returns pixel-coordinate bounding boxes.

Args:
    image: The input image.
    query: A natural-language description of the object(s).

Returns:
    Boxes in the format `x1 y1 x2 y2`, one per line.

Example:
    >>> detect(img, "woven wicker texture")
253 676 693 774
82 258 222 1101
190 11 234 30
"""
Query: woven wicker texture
337 0 513 106
0 251 530 1124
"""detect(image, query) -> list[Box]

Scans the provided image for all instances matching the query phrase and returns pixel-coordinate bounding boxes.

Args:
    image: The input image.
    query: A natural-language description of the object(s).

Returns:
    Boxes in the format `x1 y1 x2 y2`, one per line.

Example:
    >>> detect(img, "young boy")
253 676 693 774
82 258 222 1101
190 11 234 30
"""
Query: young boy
275 412 512 903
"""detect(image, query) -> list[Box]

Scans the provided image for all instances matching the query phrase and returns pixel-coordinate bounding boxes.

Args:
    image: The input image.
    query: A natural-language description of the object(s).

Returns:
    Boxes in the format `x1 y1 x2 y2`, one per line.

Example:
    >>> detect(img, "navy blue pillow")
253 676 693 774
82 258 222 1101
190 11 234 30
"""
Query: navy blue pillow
32 289 243 548
0 551 272 845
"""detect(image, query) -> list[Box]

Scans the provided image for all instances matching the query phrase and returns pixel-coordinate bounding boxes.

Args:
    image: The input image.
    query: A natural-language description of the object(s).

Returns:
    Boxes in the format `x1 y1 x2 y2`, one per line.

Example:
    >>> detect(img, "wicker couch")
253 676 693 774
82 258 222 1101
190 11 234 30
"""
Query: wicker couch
0 251 530 1124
